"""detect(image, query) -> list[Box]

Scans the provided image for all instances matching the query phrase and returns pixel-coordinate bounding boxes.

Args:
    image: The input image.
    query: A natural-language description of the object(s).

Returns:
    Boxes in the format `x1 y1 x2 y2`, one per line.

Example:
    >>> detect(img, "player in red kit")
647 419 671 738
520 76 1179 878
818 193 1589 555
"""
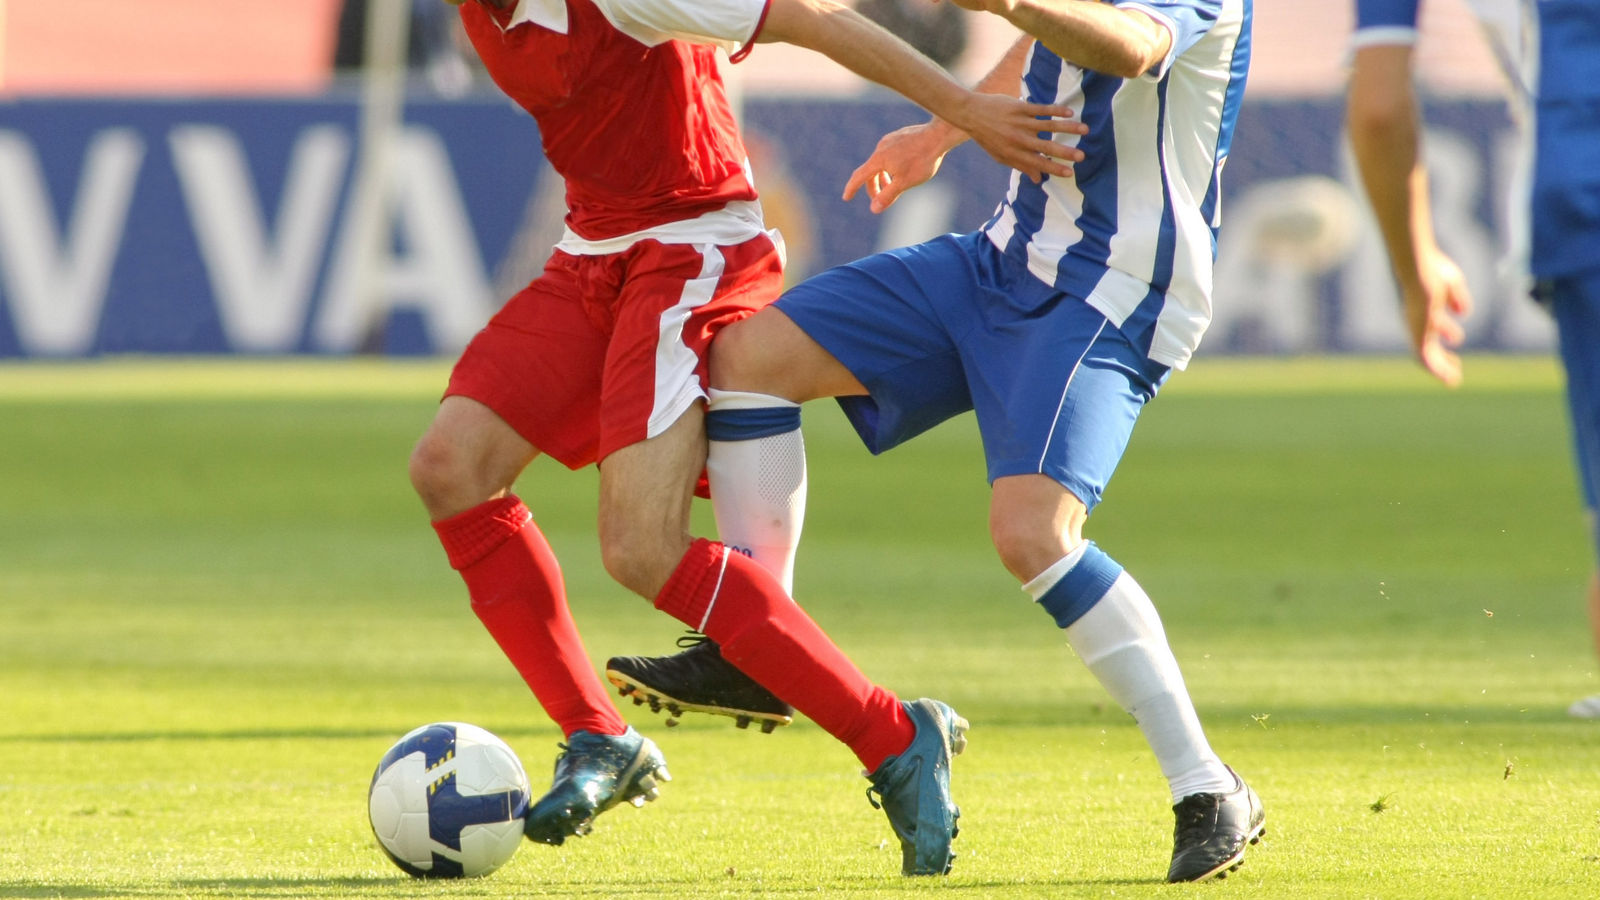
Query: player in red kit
408 0 1083 874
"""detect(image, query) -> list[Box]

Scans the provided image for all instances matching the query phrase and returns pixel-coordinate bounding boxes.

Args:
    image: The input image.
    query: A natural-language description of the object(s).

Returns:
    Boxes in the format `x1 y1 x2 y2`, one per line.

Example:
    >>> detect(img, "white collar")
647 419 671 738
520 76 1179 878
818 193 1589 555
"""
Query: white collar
508 0 569 34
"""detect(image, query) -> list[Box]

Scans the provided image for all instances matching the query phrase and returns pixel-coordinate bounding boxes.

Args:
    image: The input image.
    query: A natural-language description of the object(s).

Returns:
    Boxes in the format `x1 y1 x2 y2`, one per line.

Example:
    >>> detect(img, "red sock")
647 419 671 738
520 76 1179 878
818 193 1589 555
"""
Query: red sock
433 495 626 738
656 538 913 772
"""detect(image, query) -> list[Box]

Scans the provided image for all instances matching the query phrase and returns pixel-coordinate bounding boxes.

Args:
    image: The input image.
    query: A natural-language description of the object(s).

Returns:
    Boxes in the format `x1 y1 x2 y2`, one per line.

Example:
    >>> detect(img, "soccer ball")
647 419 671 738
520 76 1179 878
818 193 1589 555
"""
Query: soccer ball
368 722 531 878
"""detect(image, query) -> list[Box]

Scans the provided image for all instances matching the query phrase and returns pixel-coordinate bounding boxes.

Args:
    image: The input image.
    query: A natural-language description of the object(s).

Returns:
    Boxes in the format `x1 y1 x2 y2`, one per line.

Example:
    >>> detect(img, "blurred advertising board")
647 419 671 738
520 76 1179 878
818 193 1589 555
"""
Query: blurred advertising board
0 92 1550 358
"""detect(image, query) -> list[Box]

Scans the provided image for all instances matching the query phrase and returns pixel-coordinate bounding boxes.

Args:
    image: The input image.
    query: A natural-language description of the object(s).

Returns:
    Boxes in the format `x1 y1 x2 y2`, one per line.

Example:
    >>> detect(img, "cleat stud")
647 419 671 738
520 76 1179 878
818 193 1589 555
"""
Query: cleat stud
760 720 778 734
632 696 645 706
666 704 681 715
629 795 645 808
617 684 634 696
735 716 751 729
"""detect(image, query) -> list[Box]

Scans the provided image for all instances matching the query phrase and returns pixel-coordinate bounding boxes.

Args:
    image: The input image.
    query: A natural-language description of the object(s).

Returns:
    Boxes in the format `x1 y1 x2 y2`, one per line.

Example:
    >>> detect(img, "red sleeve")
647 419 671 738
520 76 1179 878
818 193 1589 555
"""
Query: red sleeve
727 0 772 63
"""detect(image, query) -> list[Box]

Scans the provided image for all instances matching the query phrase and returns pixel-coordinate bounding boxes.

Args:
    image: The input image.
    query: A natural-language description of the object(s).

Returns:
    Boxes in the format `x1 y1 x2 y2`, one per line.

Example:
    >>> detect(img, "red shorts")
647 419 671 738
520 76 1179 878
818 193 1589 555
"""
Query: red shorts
446 232 784 469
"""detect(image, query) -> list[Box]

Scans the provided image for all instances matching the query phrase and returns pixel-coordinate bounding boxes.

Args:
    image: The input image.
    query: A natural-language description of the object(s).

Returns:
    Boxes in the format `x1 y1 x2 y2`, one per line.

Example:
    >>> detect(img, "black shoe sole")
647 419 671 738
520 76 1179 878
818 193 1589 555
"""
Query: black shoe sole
605 670 794 732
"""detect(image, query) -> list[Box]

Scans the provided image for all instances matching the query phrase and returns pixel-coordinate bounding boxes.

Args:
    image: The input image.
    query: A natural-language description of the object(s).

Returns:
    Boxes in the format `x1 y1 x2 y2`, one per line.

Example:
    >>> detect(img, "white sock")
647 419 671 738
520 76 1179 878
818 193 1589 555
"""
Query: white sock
1036 560 1234 801
706 389 807 595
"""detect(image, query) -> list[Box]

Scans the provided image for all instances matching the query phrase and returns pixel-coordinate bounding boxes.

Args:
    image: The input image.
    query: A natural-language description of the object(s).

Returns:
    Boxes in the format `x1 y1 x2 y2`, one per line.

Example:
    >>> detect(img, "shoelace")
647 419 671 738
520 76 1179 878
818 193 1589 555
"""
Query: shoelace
865 785 884 810
1173 794 1222 842
549 742 574 775
675 630 714 649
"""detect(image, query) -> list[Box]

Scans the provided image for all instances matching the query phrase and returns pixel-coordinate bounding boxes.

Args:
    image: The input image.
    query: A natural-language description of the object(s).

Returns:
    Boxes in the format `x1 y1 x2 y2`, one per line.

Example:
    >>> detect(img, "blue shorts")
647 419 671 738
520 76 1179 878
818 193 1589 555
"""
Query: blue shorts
775 231 1169 513
1547 269 1600 561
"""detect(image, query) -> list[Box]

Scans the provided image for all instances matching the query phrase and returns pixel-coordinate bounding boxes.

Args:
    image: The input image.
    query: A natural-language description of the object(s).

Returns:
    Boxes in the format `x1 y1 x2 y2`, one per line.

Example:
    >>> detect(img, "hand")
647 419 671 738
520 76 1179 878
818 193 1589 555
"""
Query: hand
956 92 1085 187
1401 247 1473 388
843 123 955 213
845 97 1085 214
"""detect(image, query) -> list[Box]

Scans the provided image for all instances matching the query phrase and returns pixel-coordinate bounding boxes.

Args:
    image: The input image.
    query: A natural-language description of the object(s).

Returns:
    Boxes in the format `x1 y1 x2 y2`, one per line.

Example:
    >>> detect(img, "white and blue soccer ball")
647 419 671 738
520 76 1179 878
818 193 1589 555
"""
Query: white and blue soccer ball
368 722 531 878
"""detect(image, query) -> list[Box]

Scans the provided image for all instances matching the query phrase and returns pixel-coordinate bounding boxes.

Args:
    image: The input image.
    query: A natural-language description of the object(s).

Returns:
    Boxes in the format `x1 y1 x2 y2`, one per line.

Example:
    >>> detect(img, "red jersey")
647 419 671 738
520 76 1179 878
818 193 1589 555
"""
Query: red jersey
459 0 770 241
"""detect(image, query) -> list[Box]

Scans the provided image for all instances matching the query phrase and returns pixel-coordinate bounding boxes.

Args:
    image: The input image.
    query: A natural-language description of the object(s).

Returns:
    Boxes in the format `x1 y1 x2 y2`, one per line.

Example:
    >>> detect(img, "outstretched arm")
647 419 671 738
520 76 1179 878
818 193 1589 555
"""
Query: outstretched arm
843 35 1057 212
1347 43 1472 388
951 0 1171 78
757 0 1081 184
840 0 1170 214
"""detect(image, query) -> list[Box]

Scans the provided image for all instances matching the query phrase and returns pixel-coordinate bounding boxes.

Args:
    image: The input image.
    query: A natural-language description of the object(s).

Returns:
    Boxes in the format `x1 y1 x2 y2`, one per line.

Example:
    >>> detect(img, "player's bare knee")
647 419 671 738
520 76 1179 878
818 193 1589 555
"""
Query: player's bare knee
597 507 686 599
990 522 1058 583
598 532 678 600
709 316 776 390
408 432 461 511
990 511 1084 584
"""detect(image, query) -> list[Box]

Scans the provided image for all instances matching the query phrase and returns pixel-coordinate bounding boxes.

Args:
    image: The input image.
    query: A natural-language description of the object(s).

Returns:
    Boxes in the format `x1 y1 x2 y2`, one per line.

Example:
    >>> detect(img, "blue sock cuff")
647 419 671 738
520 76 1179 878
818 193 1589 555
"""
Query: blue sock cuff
706 406 801 442
1036 542 1124 629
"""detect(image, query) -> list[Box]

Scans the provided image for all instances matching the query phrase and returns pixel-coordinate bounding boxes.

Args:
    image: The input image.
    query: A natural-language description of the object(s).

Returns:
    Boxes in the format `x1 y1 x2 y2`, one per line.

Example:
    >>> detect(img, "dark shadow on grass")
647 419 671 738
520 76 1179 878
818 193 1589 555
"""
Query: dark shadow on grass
0 878 403 898
0 725 562 745
0 728 413 744
974 701 1583 729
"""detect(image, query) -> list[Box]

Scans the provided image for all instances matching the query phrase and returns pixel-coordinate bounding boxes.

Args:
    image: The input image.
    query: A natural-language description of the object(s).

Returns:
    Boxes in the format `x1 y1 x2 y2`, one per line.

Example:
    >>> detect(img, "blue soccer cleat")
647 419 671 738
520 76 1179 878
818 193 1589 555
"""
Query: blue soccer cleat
865 698 969 876
522 726 669 846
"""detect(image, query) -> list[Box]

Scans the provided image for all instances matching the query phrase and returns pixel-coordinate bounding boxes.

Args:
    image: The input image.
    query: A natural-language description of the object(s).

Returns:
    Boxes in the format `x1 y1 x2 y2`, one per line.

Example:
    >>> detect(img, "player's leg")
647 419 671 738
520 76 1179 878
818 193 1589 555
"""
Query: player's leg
598 400 919 780
972 283 1260 882
1549 271 1600 718
603 305 865 727
584 236 919 775
707 280 871 584
411 254 659 845
607 236 971 874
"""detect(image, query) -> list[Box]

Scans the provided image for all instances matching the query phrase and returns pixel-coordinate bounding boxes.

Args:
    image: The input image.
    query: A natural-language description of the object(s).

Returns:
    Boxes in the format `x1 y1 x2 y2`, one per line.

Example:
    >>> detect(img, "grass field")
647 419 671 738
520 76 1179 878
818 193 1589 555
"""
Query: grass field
2 356 1597 899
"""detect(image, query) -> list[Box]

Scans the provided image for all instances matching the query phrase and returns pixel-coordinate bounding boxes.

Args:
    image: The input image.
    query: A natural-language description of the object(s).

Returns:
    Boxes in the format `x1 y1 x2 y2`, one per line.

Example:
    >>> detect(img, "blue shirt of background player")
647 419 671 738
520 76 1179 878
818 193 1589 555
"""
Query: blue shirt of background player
1530 0 1600 280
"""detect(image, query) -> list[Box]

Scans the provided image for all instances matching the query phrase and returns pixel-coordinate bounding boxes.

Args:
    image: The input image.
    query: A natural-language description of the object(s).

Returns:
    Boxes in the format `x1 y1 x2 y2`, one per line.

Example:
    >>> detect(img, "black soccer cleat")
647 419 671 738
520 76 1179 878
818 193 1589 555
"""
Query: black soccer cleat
605 633 794 732
1166 767 1265 882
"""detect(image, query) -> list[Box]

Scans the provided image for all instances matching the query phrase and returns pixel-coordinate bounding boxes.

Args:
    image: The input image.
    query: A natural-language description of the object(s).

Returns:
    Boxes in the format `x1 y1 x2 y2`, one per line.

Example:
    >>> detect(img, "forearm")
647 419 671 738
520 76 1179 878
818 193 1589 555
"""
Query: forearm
1347 53 1434 296
758 0 977 135
982 0 1169 79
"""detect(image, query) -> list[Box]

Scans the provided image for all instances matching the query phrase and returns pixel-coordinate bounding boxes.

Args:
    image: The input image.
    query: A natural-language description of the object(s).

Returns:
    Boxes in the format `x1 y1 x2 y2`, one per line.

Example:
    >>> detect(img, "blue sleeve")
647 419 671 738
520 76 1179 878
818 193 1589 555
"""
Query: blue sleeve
1354 0 1421 32
1118 0 1221 60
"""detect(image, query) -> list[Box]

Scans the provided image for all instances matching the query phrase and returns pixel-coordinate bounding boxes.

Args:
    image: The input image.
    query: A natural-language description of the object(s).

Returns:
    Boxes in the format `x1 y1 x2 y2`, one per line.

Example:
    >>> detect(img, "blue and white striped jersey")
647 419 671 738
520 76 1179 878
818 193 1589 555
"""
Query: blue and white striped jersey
980 0 1251 370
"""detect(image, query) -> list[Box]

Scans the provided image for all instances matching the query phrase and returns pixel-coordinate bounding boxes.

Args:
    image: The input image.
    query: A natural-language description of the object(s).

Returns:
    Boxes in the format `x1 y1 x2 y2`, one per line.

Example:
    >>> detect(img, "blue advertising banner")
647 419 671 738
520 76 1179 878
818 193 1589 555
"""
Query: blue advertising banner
0 91 1552 359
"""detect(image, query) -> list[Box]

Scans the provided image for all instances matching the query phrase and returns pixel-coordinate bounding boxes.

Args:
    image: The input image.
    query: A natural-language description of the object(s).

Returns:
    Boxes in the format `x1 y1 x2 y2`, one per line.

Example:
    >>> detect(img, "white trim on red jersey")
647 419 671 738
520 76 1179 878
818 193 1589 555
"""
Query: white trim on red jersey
508 0 767 52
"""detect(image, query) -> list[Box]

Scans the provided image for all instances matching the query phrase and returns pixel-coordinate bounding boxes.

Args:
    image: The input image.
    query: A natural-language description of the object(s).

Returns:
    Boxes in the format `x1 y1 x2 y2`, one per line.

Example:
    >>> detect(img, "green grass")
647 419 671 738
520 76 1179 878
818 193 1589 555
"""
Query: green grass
2 356 1598 898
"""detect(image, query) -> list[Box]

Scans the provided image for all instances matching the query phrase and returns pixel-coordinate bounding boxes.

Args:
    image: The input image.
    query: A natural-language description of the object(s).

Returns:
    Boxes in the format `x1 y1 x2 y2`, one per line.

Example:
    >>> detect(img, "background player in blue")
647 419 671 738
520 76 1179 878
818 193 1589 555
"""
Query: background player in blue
609 0 1263 883
1347 0 1600 718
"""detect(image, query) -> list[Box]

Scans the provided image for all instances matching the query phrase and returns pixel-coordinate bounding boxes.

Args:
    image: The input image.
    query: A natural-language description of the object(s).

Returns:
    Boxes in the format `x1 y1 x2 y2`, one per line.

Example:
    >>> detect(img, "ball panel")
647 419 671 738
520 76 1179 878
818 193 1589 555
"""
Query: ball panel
367 722 529 879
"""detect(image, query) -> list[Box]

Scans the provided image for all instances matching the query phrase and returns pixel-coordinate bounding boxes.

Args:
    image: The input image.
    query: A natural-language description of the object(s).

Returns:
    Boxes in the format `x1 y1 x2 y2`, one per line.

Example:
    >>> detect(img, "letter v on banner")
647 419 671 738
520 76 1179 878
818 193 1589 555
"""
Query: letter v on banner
169 124 350 353
315 127 494 354
0 129 144 356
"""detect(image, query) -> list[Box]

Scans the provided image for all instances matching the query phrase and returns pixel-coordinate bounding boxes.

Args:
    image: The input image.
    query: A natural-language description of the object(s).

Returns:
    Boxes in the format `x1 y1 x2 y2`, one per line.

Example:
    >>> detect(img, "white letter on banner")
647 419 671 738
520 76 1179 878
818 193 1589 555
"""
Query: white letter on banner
169 124 349 352
315 127 493 354
1209 175 1361 352
0 129 143 356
